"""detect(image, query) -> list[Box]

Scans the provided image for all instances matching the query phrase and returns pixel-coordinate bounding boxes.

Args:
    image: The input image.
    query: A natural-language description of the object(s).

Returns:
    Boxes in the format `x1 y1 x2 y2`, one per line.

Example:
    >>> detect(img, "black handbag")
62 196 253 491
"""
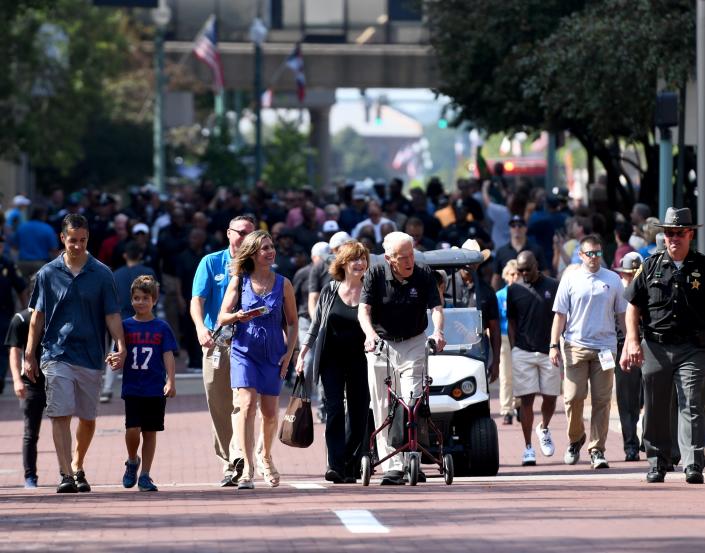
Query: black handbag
278 375 314 448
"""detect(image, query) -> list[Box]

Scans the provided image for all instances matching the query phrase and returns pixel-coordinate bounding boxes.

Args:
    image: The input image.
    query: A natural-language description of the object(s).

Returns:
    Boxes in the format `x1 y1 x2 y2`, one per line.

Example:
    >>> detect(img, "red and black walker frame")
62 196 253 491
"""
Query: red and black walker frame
361 337 454 486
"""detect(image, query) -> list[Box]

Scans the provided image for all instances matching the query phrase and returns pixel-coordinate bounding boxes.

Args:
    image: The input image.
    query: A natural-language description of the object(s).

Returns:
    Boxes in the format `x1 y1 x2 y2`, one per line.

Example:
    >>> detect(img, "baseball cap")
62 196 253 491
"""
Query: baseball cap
509 214 526 226
311 241 331 258
322 220 340 233
13 195 31 207
461 239 491 263
329 231 353 250
352 186 367 201
132 223 150 235
615 251 643 273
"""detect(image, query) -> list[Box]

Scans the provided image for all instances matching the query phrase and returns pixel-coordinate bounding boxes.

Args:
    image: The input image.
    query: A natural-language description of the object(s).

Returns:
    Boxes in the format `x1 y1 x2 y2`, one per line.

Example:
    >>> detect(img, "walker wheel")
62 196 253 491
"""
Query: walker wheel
361 455 371 487
443 454 454 485
409 455 420 486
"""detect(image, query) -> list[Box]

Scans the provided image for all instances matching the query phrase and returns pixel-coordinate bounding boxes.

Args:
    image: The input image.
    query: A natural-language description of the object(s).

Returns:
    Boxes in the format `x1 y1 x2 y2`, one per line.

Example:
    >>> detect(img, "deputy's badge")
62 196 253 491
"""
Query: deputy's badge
634 265 643 279
693 279 701 290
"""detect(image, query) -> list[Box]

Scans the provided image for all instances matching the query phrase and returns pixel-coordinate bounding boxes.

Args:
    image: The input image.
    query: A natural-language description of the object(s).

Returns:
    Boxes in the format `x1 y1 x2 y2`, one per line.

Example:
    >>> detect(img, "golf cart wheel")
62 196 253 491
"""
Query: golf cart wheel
468 416 500 476
443 454 454 485
361 455 371 486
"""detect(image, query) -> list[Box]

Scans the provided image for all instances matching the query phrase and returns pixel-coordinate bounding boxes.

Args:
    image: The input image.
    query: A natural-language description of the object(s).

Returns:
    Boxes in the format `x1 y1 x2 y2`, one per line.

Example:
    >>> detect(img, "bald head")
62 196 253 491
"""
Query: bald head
516 251 539 283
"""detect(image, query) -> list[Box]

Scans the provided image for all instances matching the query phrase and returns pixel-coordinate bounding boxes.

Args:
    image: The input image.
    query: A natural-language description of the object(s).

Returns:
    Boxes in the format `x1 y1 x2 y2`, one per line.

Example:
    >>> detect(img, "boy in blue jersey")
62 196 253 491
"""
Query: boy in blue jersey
107 275 177 492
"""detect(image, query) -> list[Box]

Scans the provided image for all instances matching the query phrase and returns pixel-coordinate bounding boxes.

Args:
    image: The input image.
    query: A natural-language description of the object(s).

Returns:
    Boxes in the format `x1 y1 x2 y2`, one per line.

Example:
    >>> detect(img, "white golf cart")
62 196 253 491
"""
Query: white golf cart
417 248 500 476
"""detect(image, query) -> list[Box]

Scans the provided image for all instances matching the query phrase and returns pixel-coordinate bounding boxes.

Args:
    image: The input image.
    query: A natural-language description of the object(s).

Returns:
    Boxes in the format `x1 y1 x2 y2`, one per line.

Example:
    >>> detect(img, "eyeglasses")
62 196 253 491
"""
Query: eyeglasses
228 228 251 238
664 229 688 238
581 250 603 258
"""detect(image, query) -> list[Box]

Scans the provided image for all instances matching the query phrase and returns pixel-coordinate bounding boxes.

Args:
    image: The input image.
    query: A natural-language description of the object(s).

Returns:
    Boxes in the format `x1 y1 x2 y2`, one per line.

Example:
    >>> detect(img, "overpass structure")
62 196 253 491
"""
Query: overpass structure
162 0 439 186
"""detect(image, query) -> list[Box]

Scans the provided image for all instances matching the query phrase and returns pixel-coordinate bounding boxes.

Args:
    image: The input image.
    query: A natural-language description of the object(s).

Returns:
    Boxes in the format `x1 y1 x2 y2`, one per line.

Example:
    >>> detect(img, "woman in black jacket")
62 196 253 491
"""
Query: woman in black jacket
295 241 370 483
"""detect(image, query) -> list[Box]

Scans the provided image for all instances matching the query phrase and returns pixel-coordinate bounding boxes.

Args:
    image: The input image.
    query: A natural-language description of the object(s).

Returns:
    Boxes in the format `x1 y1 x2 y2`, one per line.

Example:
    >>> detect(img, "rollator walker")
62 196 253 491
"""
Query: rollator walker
360 337 454 486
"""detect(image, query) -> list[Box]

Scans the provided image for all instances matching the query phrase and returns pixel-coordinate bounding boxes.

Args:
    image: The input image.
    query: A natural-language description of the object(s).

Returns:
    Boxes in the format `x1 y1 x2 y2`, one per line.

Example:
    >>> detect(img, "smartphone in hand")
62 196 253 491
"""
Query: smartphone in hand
243 306 270 318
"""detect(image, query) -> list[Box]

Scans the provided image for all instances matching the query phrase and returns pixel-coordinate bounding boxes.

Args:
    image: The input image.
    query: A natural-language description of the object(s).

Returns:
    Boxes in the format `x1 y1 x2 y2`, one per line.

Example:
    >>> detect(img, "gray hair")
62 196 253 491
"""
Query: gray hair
383 231 414 255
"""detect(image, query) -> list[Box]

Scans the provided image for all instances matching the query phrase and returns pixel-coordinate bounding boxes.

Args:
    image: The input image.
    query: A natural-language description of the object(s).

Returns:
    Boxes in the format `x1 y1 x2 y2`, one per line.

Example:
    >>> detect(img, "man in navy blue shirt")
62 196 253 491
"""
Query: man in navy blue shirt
24 214 125 494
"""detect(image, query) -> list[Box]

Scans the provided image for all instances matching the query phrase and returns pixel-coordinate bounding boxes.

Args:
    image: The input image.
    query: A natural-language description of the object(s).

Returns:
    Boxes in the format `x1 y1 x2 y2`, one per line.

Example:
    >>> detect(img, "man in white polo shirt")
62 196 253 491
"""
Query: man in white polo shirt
550 234 627 469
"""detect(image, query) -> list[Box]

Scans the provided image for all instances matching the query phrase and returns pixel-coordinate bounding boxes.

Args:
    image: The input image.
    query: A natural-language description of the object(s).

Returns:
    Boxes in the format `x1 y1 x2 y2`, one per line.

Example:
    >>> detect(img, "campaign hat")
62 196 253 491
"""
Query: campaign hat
656 207 701 228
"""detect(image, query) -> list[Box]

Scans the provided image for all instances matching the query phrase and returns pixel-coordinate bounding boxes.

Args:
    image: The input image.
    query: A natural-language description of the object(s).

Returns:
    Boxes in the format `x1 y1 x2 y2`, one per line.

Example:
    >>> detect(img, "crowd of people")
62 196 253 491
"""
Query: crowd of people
1 171 704 490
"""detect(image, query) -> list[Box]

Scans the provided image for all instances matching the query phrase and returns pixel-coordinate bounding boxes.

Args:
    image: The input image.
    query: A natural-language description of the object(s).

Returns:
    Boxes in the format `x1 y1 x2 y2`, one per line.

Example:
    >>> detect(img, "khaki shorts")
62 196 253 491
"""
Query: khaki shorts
43 361 102 420
511 347 560 397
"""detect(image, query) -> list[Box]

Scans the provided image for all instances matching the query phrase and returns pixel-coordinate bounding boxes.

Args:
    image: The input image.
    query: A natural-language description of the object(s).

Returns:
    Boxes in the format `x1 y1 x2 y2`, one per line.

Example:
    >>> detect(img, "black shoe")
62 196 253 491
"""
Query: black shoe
625 449 640 462
646 467 666 483
229 458 245 485
403 470 427 483
57 474 78 493
685 464 704 484
503 414 513 425
220 475 236 487
325 469 344 484
342 476 357 484
380 470 405 486
74 470 91 492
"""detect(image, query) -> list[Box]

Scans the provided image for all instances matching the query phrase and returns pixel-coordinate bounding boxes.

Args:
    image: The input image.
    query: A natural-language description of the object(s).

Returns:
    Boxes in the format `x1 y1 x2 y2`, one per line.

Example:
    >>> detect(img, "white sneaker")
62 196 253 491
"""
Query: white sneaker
536 423 555 457
522 446 536 466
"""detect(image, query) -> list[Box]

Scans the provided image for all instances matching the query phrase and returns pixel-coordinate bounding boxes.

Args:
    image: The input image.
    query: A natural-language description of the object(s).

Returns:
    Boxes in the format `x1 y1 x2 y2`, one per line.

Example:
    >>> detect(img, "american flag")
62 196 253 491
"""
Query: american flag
285 42 305 103
193 15 224 92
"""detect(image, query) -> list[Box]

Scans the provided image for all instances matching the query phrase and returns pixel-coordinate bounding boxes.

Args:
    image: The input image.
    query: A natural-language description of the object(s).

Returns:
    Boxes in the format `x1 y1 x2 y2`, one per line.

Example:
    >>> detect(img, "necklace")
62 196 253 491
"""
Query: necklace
250 272 275 296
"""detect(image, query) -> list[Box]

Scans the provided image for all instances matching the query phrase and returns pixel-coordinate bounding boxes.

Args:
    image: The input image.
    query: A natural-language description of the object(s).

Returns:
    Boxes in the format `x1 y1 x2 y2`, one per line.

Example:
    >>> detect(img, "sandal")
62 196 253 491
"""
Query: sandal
257 453 280 488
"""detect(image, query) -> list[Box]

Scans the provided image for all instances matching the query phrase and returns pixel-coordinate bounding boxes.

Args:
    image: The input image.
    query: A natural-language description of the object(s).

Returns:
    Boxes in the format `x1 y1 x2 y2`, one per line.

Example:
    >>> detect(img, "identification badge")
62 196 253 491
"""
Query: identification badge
211 349 221 365
598 349 615 371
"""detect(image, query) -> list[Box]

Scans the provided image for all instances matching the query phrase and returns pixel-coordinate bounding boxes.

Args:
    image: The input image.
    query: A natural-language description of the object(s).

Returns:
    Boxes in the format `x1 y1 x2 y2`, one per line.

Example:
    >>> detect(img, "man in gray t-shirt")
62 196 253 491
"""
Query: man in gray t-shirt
550 235 626 470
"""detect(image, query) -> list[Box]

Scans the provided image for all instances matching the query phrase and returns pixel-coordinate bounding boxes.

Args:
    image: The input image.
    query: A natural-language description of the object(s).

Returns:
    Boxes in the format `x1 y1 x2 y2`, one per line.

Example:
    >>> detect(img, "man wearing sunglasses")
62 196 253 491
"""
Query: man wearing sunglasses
190 215 255 487
622 207 705 485
550 234 626 470
507 251 560 467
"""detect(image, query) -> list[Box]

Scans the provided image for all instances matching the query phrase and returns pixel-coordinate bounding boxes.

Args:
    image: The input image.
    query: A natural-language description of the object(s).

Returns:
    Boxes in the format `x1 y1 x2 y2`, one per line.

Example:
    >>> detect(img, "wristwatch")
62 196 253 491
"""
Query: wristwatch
549 343 560 349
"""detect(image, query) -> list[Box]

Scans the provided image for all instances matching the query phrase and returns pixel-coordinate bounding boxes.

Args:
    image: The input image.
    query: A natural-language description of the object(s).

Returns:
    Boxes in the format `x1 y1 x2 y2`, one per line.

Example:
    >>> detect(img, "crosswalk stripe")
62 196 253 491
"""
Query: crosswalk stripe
334 509 389 534
289 482 326 489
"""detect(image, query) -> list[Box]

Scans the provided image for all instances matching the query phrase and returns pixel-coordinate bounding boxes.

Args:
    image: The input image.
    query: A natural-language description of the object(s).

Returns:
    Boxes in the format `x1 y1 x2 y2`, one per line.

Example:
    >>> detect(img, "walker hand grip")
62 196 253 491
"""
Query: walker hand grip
427 338 437 355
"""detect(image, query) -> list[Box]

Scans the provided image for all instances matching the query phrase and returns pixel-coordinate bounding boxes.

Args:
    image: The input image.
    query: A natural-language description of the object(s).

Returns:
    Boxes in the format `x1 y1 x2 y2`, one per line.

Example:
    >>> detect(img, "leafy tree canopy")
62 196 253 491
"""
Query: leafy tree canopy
262 119 313 190
0 0 131 173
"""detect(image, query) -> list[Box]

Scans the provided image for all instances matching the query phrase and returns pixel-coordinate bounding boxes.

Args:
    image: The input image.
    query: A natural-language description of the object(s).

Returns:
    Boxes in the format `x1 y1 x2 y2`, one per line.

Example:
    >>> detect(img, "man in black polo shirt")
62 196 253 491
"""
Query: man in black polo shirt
359 231 446 485
491 215 547 290
507 251 560 467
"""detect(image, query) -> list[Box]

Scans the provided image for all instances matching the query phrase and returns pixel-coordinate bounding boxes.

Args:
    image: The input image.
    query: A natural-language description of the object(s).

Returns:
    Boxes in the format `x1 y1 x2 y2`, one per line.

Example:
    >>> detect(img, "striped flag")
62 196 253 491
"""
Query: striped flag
285 42 306 103
193 15 224 92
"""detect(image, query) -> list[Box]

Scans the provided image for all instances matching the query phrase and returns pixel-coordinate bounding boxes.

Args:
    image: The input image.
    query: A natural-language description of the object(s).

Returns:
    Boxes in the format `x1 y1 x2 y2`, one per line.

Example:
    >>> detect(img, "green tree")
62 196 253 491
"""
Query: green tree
0 0 130 174
331 127 388 181
263 119 313 189
202 122 249 188
427 0 695 209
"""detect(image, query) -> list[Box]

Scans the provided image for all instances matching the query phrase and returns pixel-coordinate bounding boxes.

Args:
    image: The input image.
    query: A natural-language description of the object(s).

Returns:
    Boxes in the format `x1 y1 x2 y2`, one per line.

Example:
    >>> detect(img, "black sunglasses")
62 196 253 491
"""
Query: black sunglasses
228 228 251 237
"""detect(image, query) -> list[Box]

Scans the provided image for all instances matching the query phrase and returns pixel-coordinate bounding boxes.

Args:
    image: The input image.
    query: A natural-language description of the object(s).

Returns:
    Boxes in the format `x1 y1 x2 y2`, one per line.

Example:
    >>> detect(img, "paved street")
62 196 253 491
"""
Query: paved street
1 376 703 552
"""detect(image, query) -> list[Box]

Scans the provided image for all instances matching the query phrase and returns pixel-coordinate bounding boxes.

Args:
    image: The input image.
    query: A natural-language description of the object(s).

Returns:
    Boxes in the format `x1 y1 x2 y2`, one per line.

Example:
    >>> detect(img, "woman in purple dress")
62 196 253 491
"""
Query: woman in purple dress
218 231 298 489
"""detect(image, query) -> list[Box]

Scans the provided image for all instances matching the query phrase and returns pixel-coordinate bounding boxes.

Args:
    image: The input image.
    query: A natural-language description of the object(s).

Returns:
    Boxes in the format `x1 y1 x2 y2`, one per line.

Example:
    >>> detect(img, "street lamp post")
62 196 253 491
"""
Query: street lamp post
250 17 267 183
152 0 171 195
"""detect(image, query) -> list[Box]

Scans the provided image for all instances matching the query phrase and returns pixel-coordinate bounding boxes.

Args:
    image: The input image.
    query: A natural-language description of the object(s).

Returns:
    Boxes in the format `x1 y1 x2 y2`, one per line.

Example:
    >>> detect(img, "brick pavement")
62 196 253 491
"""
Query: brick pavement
1 377 703 552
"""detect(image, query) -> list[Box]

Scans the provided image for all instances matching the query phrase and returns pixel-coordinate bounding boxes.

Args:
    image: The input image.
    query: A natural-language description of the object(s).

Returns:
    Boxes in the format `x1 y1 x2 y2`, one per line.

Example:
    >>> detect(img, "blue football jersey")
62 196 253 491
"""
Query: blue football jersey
121 318 178 398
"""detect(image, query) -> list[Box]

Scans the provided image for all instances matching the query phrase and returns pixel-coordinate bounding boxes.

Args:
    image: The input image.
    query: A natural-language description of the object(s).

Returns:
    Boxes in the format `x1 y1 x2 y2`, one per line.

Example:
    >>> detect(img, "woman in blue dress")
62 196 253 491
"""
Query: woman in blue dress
218 231 298 489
